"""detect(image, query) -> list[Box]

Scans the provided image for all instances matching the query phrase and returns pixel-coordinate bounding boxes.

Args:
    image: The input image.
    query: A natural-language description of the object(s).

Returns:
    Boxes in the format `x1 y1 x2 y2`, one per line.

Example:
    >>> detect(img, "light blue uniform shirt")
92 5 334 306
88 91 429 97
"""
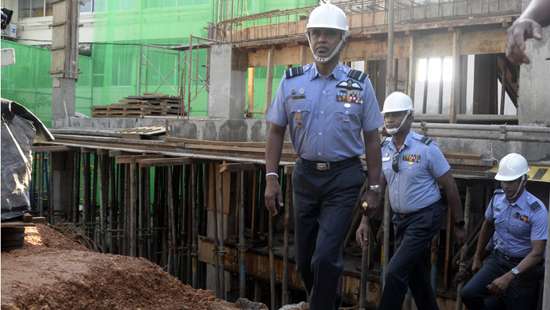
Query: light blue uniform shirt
266 63 383 162
381 131 450 214
485 189 548 258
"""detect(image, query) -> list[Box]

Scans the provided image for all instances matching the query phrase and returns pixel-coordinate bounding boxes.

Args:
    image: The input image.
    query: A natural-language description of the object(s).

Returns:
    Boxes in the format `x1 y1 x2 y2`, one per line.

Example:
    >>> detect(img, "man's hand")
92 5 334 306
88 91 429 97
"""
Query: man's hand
356 219 369 248
472 255 482 273
264 177 283 216
454 225 465 245
506 18 543 64
487 273 513 296
361 190 380 218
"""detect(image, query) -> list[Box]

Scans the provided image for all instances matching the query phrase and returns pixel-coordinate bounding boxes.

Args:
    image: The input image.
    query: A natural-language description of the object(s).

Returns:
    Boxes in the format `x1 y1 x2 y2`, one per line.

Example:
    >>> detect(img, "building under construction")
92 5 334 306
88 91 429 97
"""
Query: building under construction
1 0 549 309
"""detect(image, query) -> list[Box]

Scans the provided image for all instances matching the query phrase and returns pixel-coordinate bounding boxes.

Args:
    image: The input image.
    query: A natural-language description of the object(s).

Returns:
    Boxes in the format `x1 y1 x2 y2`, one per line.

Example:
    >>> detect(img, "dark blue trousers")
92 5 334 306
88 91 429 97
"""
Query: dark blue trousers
460 251 541 310
378 201 444 310
293 157 364 310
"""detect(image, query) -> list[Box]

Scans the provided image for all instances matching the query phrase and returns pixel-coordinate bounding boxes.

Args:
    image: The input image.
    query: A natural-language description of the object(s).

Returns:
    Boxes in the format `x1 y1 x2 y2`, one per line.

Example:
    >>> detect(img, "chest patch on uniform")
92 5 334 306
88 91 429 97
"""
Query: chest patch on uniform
513 212 530 223
402 154 421 164
336 89 363 104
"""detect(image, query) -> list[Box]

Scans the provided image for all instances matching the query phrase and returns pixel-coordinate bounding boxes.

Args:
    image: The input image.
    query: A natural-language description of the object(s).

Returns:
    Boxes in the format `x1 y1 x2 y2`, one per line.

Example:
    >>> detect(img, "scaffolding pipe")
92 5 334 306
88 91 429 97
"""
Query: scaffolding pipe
385 0 395 96
414 122 550 133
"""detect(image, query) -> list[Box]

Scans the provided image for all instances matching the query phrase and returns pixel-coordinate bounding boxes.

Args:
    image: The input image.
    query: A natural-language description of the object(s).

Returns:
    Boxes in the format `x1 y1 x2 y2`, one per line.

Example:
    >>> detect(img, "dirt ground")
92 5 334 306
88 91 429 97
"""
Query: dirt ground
0 224 244 310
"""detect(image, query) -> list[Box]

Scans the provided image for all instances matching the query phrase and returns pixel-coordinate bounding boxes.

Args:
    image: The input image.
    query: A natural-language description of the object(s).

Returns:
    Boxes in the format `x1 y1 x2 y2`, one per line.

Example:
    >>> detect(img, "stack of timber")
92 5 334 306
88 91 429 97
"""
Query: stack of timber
92 93 183 117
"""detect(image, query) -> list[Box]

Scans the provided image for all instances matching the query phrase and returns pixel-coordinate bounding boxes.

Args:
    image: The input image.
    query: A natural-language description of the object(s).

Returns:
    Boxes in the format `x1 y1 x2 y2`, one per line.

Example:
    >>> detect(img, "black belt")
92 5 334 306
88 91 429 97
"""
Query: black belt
393 201 440 220
494 249 524 264
298 157 360 172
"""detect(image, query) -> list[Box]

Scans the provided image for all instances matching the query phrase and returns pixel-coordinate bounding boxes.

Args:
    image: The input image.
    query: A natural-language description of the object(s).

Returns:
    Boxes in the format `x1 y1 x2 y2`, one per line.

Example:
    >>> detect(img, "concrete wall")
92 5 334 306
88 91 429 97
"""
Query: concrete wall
518 28 550 127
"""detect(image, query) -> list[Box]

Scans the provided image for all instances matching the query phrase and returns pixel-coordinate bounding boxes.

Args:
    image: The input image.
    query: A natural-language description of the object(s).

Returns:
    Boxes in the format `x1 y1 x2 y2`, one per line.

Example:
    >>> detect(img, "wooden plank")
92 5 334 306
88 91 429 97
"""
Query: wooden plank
222 167 231 215
449 30 460 124
115 154 152 164
32 145 72 153
247 67 255 116
137 157 193 167
219 162 258 173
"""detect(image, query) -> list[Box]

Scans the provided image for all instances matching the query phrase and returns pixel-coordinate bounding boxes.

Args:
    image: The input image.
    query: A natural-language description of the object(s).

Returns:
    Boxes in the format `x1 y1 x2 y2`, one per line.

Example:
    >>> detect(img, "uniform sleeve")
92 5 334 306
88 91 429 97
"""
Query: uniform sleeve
426 143 450 178
484 197 495 221
530 204 548 241
361 78 383 132
265 77 288 127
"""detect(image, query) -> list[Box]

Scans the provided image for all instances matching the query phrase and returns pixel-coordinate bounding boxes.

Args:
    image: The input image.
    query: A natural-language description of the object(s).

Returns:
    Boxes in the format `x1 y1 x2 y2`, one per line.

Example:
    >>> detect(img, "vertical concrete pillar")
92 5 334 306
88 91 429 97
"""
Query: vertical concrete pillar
518 28 550 126
207 44 247 119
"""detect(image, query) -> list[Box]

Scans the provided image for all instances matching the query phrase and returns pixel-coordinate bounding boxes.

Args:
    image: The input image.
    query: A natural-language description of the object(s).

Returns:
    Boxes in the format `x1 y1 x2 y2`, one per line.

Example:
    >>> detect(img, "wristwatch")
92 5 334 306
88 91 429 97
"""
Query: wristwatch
368 184 382 193
511 267 520 277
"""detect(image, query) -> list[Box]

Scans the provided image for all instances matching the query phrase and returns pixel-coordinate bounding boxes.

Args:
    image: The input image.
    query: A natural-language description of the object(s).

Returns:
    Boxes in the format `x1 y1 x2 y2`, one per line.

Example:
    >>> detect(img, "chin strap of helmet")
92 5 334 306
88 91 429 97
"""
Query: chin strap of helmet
508 174 527 201
384 110 411 135
306 32 347 64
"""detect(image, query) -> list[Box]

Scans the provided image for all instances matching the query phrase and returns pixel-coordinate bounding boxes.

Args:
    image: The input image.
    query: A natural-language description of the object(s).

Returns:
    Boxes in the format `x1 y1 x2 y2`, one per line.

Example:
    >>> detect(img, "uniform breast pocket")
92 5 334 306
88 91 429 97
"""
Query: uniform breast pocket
335 104 362 131
510 213 531 235
289 100 312 130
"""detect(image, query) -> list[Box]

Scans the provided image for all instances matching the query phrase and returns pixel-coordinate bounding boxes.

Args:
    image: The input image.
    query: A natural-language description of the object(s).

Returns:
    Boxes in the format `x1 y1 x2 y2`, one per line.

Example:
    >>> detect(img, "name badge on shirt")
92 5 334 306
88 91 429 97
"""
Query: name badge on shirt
291 88 306 100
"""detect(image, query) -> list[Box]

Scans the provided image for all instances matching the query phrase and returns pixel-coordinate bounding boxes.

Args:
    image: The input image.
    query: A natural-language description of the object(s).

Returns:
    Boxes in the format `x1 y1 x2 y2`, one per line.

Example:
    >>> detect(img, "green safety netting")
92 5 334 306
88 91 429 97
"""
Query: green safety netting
1 0 317 125
0 40 93 127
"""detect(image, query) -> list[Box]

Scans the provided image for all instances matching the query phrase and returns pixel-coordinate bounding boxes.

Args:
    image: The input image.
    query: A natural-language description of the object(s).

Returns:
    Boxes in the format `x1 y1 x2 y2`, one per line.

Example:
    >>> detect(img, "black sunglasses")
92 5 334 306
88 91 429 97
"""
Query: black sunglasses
392 152 400 173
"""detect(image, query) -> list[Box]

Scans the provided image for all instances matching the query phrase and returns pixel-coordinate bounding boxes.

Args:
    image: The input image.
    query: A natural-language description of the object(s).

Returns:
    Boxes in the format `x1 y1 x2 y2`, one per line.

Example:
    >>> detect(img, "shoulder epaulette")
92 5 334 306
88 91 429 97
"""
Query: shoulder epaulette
529 200 543 211
420 136 432 145
493 188 505 195
285 66 304 79
347 69 367 83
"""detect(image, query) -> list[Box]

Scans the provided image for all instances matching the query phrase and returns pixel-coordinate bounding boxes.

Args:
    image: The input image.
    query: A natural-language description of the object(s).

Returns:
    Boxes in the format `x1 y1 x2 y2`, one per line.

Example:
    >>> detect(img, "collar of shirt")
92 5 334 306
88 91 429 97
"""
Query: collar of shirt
387 131 418 152
309 63 348 81
505 190 529 210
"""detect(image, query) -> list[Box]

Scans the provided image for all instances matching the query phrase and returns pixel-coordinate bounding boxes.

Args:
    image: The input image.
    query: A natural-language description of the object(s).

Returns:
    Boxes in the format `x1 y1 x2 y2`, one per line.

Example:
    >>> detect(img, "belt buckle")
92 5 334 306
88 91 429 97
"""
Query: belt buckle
315 162 330 171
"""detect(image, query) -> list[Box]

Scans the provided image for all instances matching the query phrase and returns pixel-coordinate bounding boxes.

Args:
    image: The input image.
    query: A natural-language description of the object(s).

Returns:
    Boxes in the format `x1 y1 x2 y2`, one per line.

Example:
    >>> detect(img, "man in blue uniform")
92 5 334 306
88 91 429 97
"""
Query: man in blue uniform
264 3 383 309
460 153 547 310
356 92 465 310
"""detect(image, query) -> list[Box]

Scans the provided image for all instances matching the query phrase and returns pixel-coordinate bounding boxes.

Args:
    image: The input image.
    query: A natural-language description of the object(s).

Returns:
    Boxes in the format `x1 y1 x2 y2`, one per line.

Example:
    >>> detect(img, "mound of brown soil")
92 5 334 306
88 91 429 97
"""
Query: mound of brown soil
1 224 228 310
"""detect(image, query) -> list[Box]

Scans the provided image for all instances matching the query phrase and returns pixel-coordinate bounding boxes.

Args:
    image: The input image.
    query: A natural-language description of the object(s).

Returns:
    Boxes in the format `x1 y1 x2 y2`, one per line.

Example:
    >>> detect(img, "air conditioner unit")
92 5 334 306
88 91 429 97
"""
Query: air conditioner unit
1 23 17 39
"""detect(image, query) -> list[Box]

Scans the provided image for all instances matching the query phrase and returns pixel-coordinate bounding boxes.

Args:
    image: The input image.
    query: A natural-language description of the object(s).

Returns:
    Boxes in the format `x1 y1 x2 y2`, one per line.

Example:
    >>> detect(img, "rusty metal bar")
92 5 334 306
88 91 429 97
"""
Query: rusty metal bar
282 166 292 305
455 185 471 310
191 162 199 287
238 169 246 298
269 204 276 310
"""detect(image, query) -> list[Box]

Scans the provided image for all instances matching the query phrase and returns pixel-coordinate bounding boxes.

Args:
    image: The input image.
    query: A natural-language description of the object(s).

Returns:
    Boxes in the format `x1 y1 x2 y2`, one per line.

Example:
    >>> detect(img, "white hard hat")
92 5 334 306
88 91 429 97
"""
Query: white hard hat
306 2 349 32
381 92 414 114
495 153 529 181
